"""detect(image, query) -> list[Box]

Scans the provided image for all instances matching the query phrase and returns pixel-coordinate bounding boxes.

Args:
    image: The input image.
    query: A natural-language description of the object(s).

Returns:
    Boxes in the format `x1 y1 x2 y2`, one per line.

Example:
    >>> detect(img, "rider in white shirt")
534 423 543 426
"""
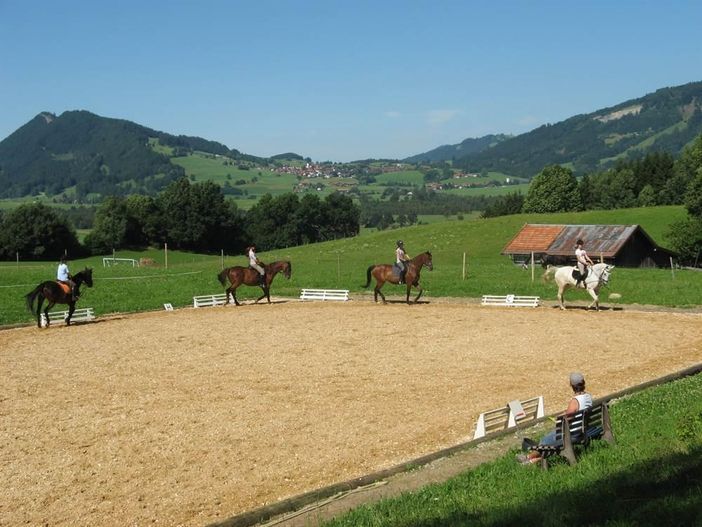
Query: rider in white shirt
575 239 594 288
395 240 410 284
248 244 266 287
57 256 77 300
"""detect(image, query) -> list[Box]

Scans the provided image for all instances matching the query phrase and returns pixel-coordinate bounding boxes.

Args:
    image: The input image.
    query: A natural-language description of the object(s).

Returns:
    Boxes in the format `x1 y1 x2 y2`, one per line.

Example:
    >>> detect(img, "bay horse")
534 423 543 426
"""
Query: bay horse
25 268 94 327
217 260 292 306
363 251 433 304
543 262 614 310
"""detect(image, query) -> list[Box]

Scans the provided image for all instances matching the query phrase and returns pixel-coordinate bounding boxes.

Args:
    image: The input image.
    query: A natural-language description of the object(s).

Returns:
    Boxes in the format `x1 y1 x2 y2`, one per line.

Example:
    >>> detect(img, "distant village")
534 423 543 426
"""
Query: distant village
271 161 519 194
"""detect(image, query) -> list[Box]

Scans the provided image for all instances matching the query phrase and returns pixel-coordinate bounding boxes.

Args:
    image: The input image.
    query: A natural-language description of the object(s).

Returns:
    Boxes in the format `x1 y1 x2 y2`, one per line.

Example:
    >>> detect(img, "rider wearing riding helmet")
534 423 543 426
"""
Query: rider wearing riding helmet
395 240 410 284
575 239 594 288
247 244 266 287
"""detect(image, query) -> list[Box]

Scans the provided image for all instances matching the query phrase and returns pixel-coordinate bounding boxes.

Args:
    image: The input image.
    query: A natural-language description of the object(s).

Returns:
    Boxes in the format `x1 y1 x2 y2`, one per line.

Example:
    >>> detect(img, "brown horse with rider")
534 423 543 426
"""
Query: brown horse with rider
217 260 292 306
363 251 433 304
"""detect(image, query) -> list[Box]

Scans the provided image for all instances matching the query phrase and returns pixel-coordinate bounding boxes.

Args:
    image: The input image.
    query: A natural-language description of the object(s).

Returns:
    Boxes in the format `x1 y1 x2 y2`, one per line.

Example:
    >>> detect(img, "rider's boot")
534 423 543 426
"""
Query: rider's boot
259 274 266 288
399 271 405 285
71 286 79 301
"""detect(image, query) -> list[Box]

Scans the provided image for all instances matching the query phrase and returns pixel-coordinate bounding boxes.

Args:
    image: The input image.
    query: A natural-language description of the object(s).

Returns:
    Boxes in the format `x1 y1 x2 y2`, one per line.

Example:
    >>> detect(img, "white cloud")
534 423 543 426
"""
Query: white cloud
426 109 461 126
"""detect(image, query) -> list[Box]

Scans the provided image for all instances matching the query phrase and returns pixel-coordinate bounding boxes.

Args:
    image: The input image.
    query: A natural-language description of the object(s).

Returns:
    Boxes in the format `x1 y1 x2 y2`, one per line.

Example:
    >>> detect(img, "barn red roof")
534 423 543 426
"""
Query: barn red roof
502 224 671 257
502 224 565 254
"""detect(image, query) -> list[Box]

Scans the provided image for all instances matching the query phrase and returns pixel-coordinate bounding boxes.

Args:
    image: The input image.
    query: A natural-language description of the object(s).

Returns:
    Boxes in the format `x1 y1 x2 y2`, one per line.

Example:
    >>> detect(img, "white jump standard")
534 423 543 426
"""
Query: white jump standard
41 307 95 327
473 395 545 439
193 293 234 308
299 289 350 301
481 294 540 307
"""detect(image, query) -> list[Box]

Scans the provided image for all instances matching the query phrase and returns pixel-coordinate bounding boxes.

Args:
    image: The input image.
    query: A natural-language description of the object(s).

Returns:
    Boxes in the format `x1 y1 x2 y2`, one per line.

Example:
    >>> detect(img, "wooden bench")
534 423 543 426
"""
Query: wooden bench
481 294 540 307
41 307 95 326
193 293 232 308
473 395 545 439
299 289 350 302
529 402 615 469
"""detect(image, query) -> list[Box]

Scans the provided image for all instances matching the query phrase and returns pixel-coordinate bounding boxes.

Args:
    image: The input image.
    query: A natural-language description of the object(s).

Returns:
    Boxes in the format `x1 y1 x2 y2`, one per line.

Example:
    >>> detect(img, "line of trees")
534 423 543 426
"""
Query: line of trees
0 178 361 260
481 135 702 264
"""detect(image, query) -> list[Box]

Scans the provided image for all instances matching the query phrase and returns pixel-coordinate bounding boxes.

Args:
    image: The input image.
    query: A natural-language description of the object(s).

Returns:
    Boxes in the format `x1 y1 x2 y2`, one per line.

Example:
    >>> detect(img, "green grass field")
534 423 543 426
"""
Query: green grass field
2 205 700 326
323 372 702 526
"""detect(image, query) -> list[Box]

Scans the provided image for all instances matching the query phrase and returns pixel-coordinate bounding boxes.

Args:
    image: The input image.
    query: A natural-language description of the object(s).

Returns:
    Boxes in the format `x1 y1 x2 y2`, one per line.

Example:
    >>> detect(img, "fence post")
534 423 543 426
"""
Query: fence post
670 256 675 280
462 252 466 280
165 243 168 269
531 251 535 282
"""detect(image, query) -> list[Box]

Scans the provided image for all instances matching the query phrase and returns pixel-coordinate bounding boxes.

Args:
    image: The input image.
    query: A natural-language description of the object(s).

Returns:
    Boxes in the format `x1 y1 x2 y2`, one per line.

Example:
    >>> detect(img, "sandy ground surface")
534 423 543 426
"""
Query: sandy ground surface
1 300 701 526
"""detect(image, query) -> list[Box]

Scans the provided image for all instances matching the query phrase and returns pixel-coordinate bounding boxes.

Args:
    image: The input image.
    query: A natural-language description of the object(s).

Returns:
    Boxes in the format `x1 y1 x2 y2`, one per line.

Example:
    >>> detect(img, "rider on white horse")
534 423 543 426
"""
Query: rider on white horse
574 239 594 288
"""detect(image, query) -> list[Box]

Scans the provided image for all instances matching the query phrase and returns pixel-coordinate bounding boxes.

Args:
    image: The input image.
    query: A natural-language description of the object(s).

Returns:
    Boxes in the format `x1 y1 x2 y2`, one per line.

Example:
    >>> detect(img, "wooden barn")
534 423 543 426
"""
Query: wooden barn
502 224 676 268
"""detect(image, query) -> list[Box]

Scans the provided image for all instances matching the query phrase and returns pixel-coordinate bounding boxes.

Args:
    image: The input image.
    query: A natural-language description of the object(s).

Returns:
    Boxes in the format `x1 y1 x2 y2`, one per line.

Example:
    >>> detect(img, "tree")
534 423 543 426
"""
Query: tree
665 216 702 265
157 178 245 252
481 192 525 218
637 184 657 207
84 196 129 253
684 169 702 218
0 203 81 260
320 193 360 239
522 165 581 213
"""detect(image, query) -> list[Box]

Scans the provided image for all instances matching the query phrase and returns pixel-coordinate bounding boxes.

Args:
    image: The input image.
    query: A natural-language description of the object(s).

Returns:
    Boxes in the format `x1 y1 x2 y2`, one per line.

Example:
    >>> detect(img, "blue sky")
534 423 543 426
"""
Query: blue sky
1 1 701 161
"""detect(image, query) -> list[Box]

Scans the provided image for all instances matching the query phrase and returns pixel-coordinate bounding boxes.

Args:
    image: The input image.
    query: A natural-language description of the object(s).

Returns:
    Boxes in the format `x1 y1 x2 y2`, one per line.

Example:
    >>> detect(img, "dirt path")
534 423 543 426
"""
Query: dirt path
1 301 701 526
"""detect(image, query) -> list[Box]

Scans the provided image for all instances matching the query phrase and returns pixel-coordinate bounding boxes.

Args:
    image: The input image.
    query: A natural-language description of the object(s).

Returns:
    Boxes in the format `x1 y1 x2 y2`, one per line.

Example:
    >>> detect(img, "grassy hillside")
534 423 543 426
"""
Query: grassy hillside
453 81 702 178
3 206 699 326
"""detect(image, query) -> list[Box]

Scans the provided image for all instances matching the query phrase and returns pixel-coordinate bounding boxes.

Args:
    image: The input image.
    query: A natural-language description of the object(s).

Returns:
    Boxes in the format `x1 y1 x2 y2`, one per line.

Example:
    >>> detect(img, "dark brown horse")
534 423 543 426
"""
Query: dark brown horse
25 268 94 327
363 251 433 304
217 260 292 306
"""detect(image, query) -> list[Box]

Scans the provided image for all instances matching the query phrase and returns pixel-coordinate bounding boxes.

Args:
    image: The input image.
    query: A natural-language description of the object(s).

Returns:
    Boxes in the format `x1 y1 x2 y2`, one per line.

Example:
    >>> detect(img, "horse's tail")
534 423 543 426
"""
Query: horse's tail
217 268 229 287
362 265 375 288
542 265 557 283
25 284 42 313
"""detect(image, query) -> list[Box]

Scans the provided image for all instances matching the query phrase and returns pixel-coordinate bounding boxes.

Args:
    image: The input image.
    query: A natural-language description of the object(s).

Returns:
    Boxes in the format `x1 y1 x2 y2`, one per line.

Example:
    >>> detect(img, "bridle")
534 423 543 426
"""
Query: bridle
584 265 610 288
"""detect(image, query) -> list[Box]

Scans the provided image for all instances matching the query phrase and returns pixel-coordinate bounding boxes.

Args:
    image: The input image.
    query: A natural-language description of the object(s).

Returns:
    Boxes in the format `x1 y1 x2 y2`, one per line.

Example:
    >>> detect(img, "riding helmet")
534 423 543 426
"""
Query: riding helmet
397 240 404 247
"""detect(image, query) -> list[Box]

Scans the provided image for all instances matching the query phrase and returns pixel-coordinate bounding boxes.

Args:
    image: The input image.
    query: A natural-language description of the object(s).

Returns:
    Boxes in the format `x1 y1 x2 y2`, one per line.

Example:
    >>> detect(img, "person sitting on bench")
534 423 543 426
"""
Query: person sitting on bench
518 372 592 465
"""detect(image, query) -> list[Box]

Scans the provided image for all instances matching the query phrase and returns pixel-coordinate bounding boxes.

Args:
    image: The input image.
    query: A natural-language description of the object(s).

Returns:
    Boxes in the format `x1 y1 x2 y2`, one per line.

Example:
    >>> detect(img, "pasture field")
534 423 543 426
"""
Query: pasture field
372 169 425 186
2 206 701 327
444 182 530 196
1 301 701 526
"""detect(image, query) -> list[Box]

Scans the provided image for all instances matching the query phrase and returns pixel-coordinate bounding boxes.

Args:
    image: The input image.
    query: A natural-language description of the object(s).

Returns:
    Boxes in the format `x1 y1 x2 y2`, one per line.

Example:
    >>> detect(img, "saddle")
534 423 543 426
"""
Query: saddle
57 281 71 295
392 263 403 278
572 267 588 282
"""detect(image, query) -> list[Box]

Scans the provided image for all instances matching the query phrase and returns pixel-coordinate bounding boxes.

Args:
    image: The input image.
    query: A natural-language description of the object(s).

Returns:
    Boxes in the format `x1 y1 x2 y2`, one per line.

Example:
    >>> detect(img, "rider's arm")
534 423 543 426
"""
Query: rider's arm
565 397 580 416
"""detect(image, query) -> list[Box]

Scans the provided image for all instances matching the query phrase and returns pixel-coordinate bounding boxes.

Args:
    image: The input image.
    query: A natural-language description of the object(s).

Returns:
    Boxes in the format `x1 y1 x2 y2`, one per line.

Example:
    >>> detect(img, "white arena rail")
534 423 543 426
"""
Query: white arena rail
41 307 95 327
299 289 350 302
193 293 233 308
481 294 540 308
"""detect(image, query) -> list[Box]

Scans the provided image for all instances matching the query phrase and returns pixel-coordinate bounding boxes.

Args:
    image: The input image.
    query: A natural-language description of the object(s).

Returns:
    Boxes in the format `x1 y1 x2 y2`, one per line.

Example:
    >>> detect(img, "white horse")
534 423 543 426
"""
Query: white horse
543 262 614 311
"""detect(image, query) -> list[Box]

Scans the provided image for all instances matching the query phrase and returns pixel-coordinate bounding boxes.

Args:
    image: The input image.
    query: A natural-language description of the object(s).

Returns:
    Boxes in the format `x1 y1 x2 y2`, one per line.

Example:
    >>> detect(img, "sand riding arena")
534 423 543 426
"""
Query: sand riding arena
2 299 701 526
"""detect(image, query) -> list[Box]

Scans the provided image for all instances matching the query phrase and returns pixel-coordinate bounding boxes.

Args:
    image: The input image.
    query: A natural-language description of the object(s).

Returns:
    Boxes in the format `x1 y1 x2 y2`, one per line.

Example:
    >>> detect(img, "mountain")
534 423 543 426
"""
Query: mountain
403 134 511 163
451 81 702 178
0 110 263 198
